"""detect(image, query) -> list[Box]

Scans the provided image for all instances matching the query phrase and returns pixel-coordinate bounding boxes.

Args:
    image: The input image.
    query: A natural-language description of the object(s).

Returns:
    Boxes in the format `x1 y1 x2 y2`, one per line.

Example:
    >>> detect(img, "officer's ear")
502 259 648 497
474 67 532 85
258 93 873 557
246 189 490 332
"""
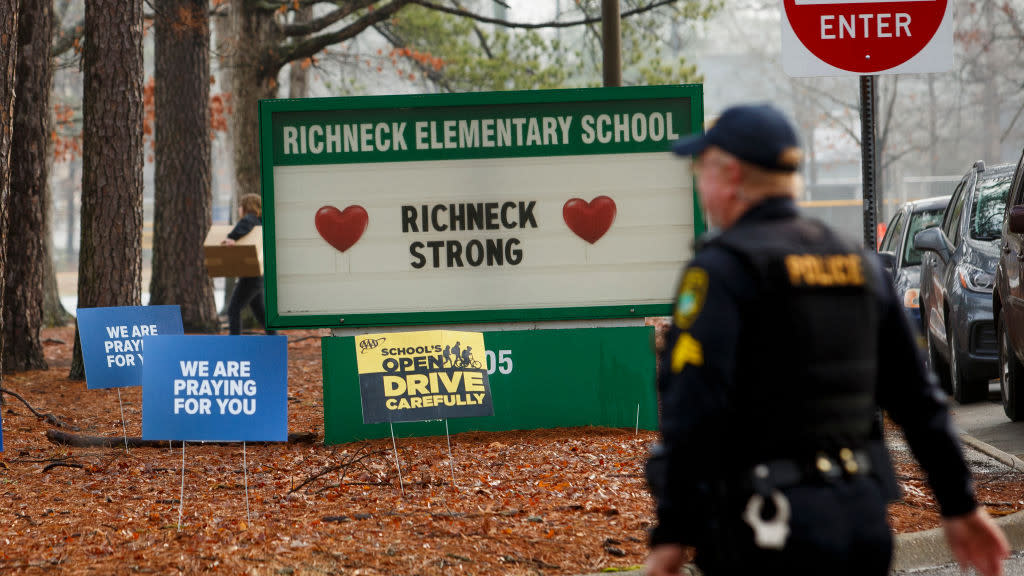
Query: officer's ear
720 156 745 190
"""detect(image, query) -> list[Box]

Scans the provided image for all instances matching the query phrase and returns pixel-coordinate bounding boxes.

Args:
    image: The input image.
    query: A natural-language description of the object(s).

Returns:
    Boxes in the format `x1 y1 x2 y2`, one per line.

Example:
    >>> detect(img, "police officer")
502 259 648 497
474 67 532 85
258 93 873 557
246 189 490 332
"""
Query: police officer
646 104 1008 576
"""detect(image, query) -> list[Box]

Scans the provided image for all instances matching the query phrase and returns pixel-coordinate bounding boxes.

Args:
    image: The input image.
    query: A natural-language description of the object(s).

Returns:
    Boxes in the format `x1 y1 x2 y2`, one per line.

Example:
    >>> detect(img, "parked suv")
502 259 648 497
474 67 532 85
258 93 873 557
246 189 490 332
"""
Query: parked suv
993 151 1024 419
915 161 1014 403
877 195 948 331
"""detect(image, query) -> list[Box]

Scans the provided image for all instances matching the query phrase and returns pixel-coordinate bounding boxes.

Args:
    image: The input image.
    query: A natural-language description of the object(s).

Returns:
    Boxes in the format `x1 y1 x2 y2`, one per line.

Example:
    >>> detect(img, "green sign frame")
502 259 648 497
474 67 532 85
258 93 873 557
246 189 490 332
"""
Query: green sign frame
322 326 658 444
258 85 704 329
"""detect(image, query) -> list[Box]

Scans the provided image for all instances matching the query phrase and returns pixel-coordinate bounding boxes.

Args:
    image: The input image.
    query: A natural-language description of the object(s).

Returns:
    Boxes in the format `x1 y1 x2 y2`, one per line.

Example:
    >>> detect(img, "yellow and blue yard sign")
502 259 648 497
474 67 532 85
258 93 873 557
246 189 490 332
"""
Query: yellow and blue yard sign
355 330 493 424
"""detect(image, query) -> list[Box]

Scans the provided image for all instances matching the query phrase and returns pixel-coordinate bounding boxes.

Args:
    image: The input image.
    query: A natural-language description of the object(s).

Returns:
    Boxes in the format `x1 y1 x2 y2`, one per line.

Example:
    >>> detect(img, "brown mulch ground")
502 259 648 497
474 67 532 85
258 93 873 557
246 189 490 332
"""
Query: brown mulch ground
0 325 1021 575
885 423 1024 533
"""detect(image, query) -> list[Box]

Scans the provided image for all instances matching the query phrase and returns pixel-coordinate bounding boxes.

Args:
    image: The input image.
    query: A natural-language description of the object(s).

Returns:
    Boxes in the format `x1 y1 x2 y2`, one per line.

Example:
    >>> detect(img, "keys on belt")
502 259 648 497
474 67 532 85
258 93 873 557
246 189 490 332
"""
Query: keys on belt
814 447 872 481
755 448 872 486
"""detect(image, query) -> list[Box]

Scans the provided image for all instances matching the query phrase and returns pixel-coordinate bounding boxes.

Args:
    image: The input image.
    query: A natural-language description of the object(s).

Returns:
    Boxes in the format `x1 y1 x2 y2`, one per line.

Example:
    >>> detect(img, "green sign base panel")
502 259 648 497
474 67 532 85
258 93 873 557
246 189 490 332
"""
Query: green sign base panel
322 326 658 444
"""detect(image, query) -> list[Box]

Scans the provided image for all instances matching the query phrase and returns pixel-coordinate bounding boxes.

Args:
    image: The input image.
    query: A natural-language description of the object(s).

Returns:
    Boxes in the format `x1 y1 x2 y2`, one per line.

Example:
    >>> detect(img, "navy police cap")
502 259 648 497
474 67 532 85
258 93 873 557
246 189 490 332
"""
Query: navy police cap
671 104 802 172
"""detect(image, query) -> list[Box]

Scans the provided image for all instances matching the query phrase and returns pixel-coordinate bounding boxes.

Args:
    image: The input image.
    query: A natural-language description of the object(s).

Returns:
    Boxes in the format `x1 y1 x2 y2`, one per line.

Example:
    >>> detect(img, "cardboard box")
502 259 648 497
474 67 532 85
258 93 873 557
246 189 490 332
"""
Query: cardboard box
203 224 264 278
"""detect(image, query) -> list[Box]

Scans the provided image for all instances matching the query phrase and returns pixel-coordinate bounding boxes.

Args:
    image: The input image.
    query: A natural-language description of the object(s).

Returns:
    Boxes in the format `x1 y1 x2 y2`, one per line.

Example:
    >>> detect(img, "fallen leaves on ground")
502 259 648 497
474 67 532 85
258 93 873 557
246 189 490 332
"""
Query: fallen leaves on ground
0 325 1021 574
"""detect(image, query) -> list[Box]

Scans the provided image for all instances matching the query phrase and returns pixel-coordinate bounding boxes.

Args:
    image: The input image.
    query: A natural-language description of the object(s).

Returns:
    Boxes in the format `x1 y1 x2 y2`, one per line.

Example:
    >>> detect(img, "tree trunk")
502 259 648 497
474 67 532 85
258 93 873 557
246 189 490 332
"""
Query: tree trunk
228 1 280 202
43 250 71 327
223 4 278 323
213 5 236 319
213 0 235 213
928 75 938 175
0 0 18 386
44 45 72 329
70 0 144 379
287 5 312 99
149 0 218 334
4 0 50 372
982 0 999 162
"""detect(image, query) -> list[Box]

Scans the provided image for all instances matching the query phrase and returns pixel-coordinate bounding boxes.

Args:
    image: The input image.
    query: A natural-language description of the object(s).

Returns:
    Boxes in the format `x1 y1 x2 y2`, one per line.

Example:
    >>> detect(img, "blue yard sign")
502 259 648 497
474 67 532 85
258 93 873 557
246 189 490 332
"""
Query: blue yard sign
141 335 288 442
77 306 184 389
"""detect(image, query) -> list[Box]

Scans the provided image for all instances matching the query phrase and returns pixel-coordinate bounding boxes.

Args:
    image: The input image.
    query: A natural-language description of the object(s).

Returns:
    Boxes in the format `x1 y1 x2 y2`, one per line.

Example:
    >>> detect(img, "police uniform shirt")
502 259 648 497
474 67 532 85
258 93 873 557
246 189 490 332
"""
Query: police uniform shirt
650 197 977 547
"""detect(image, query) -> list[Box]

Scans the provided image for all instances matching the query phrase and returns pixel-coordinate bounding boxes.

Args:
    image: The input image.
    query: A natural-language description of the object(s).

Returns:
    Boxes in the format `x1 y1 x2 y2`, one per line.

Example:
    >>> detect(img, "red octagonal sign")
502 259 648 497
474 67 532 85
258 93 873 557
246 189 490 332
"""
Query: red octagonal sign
783 0 948 75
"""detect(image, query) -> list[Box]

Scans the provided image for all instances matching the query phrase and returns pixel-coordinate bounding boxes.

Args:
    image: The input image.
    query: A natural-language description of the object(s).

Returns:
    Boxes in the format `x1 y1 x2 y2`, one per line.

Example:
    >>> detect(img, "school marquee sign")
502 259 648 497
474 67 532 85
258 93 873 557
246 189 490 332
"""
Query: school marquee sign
258 85 703 328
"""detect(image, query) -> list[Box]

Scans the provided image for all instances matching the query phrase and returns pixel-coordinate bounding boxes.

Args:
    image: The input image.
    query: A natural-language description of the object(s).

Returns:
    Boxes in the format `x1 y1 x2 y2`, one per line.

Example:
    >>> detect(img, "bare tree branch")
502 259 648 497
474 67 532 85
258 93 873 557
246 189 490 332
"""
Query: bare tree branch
791 81 862 145
878 76 899 159
453 0 494 60
410 0 680 29
289 443 386 493
373 21 455 91
270 0 681 72
1003 102 1024 142
1001 1 1024 45
278 0 377 37
46 429 319 448
881 143 927 170
1 387 74 429
51 16 82 58
575 0 605 55
272 0 416 69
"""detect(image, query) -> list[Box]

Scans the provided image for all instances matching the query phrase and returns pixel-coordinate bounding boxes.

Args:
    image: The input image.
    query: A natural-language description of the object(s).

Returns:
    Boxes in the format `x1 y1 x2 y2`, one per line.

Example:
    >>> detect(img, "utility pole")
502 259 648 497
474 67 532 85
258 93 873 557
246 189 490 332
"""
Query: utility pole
602 0 621 87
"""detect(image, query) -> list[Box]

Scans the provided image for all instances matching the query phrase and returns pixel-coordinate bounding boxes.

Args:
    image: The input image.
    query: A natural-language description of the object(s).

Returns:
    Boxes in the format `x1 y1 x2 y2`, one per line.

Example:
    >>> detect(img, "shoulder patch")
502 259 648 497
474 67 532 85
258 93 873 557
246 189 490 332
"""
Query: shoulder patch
671 333 704 374
674 267 709 329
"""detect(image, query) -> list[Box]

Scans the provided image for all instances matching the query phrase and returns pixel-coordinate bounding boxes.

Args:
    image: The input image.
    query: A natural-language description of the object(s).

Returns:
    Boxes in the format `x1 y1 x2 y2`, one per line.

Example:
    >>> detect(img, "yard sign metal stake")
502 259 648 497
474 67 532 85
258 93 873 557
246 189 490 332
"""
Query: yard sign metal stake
117 388 129 454
243 441 251 524
445 419 457 488
635 404 640 436
390 421 405 496
178 441 186 530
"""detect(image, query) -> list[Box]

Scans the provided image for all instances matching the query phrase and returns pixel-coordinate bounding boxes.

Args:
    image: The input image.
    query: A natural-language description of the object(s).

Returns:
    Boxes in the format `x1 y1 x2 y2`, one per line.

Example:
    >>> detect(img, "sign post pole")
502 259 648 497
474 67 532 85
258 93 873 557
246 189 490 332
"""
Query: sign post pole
860 75 878 251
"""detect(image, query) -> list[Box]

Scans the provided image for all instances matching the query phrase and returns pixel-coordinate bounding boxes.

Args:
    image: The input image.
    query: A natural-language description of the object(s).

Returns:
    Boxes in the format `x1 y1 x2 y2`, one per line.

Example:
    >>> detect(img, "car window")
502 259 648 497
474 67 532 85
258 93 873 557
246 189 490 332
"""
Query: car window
903 208 944 266
880 211 905 253
943 180 966 240
947 180 970 246
971 173 1013 240
1010 150 1024 207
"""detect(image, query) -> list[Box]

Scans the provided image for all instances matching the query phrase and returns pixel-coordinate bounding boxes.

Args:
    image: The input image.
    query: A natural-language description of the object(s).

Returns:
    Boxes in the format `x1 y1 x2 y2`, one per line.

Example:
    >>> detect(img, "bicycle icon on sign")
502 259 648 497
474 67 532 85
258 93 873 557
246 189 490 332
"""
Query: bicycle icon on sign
443 344 482 369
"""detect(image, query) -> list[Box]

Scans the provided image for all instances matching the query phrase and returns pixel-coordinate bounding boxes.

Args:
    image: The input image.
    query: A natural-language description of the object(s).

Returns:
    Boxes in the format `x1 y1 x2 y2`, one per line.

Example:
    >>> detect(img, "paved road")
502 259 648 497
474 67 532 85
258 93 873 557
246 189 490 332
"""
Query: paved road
948 381 1024 460
889 381 1024 576
896 551 1024 575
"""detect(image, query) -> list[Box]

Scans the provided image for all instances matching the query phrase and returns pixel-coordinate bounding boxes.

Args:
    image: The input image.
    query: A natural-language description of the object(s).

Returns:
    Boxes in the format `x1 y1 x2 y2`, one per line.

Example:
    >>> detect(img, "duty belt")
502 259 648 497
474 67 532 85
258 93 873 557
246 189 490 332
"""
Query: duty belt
742 448 872 550
752 447 873 490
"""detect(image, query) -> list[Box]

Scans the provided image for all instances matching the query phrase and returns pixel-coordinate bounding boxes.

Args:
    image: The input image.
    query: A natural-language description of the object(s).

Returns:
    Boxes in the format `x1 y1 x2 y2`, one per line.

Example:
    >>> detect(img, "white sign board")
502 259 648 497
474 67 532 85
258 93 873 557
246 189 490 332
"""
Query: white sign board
258 86 704 328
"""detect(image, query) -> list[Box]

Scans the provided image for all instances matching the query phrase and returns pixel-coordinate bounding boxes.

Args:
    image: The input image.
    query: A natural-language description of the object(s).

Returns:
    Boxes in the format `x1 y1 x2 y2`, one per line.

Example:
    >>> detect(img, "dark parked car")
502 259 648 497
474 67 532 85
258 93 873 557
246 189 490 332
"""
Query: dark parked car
993 150 1024 420
915 160 1014 403
877 195 948 330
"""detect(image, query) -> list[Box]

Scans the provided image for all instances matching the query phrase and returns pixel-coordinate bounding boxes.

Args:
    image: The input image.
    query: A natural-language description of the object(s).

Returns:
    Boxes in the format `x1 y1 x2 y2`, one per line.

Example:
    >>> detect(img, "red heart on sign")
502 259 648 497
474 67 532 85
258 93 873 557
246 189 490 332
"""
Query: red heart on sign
563 196 617 244
315 205 368 253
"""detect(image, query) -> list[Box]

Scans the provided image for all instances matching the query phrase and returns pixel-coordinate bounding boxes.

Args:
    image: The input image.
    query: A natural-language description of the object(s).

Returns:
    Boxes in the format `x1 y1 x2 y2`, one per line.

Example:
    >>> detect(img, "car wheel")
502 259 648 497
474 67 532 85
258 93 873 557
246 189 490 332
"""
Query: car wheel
949 327 988 404
1000 315 1024 421
926 321 952 395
